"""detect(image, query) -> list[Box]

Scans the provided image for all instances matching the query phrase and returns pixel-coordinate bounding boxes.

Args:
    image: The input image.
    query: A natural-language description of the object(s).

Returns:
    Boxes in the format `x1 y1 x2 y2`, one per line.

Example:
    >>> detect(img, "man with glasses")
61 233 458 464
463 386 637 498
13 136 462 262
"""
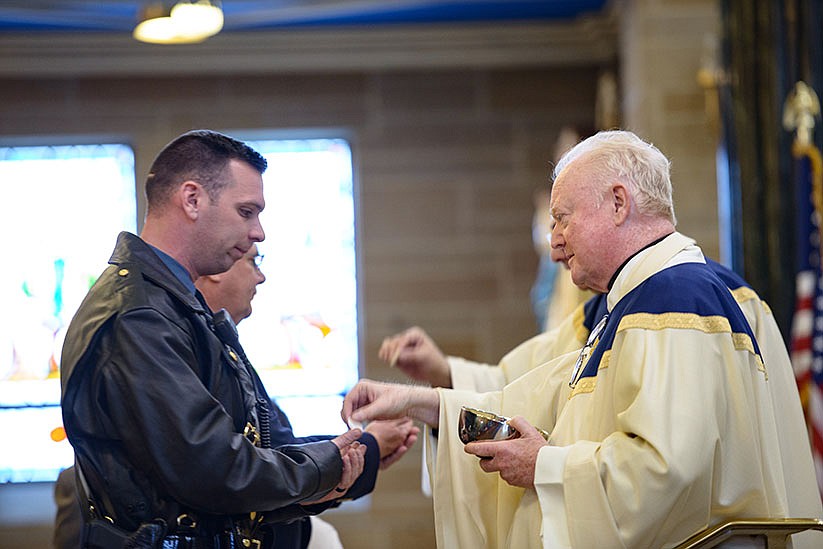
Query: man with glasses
193 245 417 548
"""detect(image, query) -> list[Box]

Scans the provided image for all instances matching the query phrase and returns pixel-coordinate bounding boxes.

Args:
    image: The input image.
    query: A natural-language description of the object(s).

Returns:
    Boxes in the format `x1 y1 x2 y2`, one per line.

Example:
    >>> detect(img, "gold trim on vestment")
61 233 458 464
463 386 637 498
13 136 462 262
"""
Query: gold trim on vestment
568 351 610 399
619 312 766 373
731 332 755 354
729 286 774 316
569 376 597 397
599 350 611 370
572 303 588 346
617 312 732 334
568 313 767 399
732 333 767 376
730 286 758 305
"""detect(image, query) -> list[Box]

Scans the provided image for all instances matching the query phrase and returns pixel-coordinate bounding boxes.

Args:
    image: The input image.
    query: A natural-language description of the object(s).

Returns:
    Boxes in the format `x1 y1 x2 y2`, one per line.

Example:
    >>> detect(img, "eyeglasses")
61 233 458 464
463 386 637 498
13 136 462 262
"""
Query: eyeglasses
252 254 264 269
569 313 608 388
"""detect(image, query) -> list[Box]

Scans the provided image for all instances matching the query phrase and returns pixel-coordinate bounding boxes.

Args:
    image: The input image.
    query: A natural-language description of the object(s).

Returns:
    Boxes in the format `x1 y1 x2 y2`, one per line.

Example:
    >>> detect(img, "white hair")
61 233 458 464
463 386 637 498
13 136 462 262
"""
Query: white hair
553 130 677 224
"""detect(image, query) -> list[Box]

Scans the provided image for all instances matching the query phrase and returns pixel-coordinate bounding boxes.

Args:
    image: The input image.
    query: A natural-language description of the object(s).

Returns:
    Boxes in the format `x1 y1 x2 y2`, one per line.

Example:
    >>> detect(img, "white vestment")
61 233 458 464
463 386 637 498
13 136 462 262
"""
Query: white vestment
429 233 821 548
448 298 590 393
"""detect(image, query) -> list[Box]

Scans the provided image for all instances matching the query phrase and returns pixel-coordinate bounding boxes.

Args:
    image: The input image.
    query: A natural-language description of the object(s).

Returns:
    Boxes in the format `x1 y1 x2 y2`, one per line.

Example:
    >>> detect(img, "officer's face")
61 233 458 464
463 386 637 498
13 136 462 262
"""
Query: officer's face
197 159 266 277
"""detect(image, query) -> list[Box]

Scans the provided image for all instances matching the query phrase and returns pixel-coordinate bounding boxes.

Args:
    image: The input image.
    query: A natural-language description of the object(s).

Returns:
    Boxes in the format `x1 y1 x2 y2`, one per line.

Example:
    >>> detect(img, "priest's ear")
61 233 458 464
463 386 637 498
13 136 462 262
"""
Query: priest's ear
610 182 631 225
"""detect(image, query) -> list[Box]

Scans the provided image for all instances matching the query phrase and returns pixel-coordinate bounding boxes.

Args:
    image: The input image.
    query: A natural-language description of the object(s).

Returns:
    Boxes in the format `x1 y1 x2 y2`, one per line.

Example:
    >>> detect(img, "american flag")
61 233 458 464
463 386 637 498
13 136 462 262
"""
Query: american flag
789 138 823 497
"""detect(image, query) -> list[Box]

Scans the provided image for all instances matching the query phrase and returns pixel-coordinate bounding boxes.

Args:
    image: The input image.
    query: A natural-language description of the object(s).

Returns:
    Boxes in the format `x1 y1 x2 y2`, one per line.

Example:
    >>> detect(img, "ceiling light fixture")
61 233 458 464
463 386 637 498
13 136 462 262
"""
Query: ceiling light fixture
133 1 223 45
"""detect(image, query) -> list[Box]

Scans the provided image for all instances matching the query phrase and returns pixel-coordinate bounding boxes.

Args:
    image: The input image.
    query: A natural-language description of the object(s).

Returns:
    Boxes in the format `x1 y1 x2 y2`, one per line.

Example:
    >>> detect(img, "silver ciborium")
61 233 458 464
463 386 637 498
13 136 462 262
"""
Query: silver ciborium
458 406 550 444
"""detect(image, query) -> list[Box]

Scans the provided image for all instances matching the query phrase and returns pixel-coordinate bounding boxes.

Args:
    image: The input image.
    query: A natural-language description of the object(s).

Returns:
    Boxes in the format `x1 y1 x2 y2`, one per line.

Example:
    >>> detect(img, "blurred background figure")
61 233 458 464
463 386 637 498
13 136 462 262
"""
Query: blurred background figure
541 126 593 332
528 186 557 333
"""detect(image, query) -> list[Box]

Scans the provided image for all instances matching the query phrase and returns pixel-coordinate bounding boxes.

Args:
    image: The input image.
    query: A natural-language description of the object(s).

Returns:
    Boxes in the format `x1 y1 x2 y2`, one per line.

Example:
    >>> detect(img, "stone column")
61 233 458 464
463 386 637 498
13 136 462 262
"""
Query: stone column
618 0 722 259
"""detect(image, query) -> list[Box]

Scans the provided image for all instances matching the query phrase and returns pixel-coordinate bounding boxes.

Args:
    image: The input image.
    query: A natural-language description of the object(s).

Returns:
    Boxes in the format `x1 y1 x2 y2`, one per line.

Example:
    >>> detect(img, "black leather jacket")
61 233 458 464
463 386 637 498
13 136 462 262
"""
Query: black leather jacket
61 232 371 544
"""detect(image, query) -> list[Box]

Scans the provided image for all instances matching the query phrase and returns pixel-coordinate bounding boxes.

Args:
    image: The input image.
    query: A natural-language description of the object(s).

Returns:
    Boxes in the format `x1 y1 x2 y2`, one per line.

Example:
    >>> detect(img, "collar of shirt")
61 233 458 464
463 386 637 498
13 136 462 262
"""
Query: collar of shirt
148 244 196 295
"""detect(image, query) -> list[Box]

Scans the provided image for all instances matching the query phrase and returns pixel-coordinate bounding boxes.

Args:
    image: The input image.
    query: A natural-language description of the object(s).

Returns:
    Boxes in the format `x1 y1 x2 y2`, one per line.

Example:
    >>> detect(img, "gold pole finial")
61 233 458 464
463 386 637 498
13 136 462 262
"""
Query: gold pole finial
783 81 821 147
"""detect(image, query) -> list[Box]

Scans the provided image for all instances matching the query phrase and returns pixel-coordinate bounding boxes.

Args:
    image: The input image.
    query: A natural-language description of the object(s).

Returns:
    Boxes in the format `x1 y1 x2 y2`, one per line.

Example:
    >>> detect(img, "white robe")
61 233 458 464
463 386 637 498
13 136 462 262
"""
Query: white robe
429 233 821 548
448 299 589 393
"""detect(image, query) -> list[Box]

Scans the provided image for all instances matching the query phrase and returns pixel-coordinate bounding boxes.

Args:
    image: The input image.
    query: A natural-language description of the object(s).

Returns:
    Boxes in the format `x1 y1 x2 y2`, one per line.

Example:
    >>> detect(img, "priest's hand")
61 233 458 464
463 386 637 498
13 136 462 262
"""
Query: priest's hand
342 379 441 429
378 326 452 388
463 416 548 488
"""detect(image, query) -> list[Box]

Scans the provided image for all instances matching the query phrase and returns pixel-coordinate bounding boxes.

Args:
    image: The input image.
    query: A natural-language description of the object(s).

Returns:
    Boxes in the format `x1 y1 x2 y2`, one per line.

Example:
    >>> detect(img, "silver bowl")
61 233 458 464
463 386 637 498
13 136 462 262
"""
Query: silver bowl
458 406 551 444
458 406 518 444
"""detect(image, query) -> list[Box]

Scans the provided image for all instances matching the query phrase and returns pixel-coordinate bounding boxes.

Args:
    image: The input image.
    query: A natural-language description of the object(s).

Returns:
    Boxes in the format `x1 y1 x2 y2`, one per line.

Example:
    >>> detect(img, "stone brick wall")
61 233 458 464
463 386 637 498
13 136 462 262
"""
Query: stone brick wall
0 66 600 548
619 0 721 259
0 1 724 545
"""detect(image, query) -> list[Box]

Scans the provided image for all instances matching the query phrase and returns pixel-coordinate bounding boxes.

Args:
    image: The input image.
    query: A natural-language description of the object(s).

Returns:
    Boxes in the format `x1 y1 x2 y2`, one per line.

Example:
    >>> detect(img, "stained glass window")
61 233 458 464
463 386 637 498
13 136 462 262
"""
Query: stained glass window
0 143 136 482
240 138 358 436
0 137 359 482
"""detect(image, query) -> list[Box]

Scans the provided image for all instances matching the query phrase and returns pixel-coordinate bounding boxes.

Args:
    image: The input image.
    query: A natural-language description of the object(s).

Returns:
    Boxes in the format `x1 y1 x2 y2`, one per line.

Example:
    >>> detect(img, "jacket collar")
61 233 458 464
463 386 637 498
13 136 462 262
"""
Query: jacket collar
110 232 205 314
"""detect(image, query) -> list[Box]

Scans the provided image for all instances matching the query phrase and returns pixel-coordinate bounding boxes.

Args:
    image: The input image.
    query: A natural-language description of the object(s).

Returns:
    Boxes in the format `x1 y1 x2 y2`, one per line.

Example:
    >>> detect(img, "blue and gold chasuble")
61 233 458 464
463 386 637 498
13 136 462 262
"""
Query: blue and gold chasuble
568 258 763 398
429 233 799 549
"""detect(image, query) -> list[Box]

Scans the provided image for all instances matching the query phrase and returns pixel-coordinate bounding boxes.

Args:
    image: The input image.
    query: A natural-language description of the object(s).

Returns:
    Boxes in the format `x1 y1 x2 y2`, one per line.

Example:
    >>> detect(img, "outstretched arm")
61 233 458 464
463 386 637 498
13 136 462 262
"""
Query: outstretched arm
342 379 441 428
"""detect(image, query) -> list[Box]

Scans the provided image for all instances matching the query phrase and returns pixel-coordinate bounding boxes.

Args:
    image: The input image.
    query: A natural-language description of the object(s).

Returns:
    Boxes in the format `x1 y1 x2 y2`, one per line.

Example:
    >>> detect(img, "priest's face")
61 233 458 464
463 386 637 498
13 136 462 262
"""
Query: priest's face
549 160 616 293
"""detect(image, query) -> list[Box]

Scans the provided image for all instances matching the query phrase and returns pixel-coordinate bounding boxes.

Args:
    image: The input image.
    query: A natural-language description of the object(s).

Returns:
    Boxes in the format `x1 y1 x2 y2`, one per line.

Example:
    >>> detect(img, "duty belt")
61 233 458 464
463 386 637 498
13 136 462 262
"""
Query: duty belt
160 532 262 549
84 512 265 549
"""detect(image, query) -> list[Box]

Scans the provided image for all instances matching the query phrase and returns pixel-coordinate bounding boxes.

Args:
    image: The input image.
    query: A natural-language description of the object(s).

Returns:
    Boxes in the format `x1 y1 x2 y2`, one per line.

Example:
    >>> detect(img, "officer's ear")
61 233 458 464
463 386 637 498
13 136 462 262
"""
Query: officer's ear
179 180 205 221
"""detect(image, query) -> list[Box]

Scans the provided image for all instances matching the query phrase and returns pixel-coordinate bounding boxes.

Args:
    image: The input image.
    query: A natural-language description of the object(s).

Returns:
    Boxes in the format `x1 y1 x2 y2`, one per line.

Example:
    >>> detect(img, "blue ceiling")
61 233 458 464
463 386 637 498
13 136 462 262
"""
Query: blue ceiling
0 1 609 33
